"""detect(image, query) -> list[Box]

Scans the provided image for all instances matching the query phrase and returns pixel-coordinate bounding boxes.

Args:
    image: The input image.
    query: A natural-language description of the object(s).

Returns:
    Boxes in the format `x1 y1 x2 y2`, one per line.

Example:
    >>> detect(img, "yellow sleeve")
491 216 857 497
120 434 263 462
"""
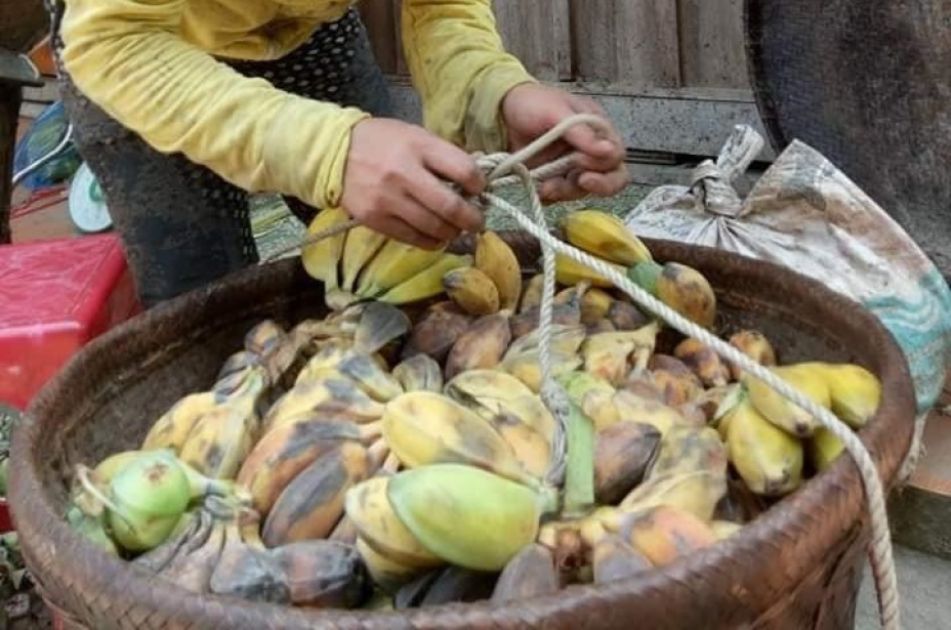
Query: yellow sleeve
402 0 536 152
59 0 369 210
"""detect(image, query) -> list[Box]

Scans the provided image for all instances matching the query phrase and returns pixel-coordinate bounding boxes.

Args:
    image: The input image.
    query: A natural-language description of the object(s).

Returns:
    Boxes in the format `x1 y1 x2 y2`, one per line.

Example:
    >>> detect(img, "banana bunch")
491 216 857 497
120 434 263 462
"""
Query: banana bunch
300 207 474 308
142 366 268 479
552 209 719 329
133 496 370 607
443 232 523 316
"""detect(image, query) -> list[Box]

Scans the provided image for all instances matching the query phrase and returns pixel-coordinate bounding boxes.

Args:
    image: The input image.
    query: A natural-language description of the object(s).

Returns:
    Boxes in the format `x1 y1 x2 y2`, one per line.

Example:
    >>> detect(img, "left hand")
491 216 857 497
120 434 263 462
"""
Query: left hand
501 83 629 203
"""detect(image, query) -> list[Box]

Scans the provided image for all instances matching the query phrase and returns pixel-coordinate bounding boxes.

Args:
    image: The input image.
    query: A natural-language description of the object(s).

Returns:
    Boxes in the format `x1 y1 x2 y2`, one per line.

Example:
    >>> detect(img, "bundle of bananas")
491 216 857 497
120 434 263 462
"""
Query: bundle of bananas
65 209 883 611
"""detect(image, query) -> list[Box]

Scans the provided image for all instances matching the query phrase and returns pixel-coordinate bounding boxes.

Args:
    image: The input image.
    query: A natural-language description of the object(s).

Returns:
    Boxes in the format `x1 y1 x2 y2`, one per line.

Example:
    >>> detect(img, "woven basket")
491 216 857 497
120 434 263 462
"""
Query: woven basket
9 235 915 629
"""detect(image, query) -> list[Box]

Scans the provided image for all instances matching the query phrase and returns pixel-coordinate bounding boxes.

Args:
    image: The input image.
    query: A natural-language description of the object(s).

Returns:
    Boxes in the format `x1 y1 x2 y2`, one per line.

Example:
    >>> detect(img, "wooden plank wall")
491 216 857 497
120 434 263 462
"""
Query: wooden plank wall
570 0 680 88
677 0 749 88
493 0 572 81
358 0 749 90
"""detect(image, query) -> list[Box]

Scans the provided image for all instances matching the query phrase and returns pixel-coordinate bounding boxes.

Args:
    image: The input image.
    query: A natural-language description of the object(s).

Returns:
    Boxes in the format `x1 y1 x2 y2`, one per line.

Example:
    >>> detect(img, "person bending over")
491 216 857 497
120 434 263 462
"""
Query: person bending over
50 0 628 306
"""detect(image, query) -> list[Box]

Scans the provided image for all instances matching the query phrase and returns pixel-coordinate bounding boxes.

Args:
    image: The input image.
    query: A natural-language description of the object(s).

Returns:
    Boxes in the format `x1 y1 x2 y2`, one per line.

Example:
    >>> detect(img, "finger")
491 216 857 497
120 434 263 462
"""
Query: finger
540 175 587 204
409 168 484 233
367 215 444 250
523 139 572 169
570 143 626 173
421 141 486 196
397 193 461 243
578 167 631 197
560 100 624 161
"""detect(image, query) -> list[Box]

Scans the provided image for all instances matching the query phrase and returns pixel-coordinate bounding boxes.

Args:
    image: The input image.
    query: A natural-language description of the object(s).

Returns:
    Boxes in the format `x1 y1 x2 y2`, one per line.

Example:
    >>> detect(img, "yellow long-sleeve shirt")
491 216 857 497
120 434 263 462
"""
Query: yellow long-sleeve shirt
59 0 534 210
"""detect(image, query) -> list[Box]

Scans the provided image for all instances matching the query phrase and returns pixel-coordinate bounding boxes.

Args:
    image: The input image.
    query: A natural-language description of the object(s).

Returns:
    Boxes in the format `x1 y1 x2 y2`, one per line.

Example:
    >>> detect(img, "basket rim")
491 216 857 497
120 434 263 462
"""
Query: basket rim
8 235 917 628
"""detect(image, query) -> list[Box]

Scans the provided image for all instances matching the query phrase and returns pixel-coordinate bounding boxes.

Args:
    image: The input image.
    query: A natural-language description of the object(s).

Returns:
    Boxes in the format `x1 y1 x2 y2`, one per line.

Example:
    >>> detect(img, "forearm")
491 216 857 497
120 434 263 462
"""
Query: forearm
401 0 535 152
60 0 368 209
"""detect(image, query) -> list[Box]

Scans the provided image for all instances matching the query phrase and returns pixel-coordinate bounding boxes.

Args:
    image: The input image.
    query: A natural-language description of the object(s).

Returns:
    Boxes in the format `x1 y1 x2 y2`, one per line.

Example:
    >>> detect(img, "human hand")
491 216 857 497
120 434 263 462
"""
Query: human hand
341 118 486 249
501 83 629 202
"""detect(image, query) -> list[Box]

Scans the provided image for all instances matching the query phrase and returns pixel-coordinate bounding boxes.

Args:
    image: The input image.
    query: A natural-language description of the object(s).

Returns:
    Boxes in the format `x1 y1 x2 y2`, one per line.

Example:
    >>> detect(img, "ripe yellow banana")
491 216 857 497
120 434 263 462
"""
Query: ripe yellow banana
301 207 349 290
723 399 803 496
377 253 473 305
555 254 622 288
620 425 728 519
445 368 533 401
612 390 689 437
345 476 441 568
561 209 653 266
580 288 615 325
501 350 582 393
382 391 535 484
727 329 777 379
262 441 369 546
582 323 660 386
614 505 716 567
800 362 881 428
177 369 268 478
297 354 402 402
744 363 831 437
356 240 447 298
674 338 730 387
475 231 523 311
179 405 257 480
264 373 385 431
340 225 388 292
356 536 424 594
560 370 618 431
504 323 587 361
442 267 501 315
236 418 370 516
630 261 717 328
142 391 221 453
809 427 845 472
446 371 557 479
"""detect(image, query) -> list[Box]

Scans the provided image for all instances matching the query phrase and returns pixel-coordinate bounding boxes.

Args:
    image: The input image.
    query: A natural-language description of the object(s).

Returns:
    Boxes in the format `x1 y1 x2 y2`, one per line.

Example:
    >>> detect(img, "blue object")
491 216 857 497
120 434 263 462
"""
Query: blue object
13 101 82 191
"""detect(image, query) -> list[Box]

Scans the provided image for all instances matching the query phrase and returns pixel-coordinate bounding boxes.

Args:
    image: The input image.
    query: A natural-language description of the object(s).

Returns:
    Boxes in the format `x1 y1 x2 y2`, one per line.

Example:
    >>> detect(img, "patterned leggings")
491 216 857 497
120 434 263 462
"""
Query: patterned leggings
48 2 393 307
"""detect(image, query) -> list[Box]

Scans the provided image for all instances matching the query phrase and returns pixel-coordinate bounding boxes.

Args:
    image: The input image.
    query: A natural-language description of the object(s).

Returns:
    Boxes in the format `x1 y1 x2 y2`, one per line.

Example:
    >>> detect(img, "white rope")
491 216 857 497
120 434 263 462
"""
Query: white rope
471 114 899 630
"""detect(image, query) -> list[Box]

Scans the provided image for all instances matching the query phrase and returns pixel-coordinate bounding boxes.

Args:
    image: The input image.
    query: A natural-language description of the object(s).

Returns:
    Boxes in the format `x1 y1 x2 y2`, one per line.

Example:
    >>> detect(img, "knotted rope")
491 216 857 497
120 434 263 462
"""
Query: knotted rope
277 114 900 629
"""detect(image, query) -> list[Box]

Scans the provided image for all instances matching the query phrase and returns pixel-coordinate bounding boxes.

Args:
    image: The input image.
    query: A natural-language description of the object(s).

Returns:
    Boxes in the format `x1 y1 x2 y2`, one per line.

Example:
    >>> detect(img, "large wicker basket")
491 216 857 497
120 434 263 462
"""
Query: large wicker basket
9 236 916 629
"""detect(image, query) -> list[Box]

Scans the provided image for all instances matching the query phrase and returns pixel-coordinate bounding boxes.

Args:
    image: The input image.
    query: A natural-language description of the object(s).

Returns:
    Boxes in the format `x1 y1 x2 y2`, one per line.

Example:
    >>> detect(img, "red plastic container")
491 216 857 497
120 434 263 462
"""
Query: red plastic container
0 234 141 410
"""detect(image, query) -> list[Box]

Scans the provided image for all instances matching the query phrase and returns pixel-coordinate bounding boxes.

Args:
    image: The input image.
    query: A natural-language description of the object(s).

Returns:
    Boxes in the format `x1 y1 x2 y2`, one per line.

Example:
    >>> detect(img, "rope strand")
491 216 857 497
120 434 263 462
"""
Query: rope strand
275 113 900 629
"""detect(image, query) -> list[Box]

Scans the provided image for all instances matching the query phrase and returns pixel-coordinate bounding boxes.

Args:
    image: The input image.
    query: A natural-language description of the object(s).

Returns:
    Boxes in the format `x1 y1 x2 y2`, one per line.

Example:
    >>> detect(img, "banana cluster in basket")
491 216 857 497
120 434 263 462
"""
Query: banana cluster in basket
66 210 881 609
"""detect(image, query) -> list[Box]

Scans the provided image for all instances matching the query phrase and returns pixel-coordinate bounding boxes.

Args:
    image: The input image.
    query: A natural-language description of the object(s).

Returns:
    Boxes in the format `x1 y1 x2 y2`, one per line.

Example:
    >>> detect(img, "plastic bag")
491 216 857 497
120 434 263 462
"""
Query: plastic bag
625 125 950 471
13 101 81 191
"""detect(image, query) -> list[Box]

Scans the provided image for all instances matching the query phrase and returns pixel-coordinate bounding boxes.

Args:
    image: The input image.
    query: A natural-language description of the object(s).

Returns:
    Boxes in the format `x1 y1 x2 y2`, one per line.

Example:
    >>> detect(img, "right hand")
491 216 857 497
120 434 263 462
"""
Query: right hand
341 118 487 249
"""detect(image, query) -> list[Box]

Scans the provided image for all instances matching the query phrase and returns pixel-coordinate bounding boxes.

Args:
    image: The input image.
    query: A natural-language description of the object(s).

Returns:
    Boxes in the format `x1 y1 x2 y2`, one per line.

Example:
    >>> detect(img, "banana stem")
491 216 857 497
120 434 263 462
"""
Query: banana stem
562 401 595 519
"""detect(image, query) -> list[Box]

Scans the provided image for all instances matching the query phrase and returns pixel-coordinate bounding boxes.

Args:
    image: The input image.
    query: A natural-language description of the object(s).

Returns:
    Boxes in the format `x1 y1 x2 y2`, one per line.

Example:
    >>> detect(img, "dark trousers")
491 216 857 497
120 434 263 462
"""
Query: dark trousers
49 3 393 306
